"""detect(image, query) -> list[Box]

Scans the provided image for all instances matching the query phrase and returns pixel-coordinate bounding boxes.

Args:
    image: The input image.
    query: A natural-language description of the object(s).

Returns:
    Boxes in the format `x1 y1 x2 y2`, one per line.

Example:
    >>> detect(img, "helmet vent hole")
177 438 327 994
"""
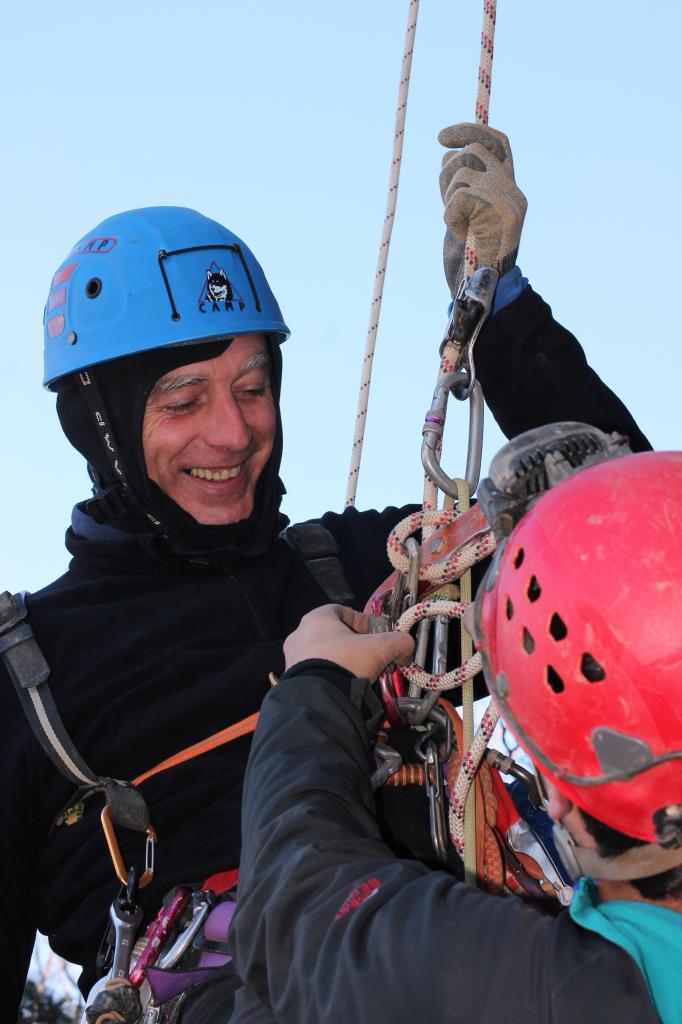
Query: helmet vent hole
549 613 567 641
522 627 535 654
85 277 102 299
546 665 564 693
505 597 514 621
527 576 541 602
581 653 606 682
514 547 525 569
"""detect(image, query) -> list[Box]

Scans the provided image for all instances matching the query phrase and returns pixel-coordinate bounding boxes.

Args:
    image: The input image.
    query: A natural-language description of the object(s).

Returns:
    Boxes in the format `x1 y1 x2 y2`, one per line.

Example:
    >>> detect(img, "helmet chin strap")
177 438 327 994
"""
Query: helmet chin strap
75 368 161 529
552 817 682 883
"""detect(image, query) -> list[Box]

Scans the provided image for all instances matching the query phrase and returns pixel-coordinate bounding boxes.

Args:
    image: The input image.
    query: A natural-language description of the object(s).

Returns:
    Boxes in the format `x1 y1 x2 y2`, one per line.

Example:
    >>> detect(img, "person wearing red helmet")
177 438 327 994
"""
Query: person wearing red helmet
230 429 682 1023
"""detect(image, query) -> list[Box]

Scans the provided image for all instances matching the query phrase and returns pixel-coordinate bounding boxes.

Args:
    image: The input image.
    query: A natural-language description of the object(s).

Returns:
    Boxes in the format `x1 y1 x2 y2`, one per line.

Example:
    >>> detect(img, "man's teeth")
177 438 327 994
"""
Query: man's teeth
189 466 241 481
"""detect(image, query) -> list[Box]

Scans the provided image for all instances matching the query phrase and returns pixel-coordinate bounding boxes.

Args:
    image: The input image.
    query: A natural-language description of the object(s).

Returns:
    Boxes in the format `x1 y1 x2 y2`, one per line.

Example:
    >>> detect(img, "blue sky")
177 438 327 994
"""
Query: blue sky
2 0 680 597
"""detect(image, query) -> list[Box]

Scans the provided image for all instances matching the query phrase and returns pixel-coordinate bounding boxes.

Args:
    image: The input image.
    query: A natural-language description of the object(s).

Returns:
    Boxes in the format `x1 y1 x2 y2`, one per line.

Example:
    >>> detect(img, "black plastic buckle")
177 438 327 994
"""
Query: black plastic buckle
85 485 130 524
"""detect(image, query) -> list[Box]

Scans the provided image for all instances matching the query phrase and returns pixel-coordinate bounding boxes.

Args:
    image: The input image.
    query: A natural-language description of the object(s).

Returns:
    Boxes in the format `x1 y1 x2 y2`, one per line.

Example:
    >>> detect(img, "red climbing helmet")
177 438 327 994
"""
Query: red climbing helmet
474 429 682 848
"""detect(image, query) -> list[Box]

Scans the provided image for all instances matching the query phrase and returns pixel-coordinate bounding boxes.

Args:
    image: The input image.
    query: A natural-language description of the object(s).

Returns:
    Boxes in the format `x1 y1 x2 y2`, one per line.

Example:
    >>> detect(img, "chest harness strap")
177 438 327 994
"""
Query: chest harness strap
283 522 357 607
1 529 351 887
0 591 154 888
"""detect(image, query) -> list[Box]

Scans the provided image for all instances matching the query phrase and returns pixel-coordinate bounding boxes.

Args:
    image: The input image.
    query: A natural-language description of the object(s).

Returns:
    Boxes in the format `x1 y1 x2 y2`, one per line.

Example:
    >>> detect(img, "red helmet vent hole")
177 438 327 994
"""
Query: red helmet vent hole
505 597 514 620
522 627 535 654
514 547 525 569
549 613 567 641
546 665 564 693
581 653 606 682
527 576 541 602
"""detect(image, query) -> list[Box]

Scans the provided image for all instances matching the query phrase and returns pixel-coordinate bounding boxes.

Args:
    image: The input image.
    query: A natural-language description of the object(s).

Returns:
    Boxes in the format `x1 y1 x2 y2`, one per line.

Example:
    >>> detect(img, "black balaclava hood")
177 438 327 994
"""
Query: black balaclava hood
56 336 287 565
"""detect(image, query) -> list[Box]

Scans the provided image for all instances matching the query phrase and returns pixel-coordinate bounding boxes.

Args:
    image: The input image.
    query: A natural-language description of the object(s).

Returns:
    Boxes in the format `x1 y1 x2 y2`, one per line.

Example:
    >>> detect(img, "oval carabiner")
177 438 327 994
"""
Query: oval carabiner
421 370 484 497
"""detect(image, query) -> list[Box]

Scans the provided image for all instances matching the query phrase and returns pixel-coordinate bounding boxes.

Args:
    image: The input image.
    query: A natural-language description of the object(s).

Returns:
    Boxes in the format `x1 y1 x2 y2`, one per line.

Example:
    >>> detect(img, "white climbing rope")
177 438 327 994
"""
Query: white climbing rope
348 0 502 884
421 1 497 883
449 700 500 855
345 0 420 507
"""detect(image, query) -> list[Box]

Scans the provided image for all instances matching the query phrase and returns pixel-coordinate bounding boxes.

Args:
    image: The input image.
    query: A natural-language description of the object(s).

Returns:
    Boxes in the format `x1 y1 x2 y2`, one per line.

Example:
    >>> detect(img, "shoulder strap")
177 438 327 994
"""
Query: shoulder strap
283 523 357 607
0 591 148 833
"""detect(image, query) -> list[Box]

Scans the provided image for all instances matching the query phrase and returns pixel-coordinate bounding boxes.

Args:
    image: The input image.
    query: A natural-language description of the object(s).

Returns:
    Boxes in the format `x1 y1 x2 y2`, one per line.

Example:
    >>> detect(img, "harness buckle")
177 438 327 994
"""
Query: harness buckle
85 484 130 524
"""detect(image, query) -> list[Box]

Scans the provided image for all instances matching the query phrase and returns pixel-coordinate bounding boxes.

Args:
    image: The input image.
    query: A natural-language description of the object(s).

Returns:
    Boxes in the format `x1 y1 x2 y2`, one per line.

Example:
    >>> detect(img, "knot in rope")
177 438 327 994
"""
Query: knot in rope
395 599 482 691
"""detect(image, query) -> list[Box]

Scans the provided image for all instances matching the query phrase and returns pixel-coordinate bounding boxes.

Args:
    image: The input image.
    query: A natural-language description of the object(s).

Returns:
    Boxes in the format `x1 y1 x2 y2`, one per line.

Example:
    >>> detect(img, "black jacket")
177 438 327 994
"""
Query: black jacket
231 668 659 1023
0 287 650 1015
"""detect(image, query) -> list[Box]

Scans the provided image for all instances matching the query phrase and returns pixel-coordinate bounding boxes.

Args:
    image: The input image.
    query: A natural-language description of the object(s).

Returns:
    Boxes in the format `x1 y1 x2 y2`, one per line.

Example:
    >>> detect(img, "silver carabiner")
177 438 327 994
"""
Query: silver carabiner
424 740 448 864
421 370 484 497
405 537 421 609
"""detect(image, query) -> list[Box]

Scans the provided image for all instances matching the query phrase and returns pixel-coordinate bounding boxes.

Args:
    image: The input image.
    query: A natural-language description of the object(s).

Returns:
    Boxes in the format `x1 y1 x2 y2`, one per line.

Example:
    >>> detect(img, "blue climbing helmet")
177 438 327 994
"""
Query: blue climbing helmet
43 206 290 389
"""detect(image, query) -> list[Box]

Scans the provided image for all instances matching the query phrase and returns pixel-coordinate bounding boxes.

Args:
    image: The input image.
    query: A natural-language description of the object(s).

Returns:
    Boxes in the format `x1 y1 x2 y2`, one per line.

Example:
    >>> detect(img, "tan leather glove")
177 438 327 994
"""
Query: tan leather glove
439 123 527 296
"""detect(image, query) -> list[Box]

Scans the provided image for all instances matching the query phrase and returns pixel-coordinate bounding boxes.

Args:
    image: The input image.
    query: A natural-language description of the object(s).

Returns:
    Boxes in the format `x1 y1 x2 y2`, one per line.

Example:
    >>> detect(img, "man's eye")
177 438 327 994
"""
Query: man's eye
164 398 197 414
236 386 268 400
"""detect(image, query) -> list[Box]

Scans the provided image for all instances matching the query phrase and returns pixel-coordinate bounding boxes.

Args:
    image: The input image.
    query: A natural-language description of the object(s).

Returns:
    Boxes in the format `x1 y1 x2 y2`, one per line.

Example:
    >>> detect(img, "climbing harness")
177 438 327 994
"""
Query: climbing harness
6 517 355 1018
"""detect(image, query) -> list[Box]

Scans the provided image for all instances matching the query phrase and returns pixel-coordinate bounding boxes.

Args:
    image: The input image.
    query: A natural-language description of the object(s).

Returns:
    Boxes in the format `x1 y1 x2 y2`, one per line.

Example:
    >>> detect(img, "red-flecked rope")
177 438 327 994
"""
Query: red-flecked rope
464 0 496 279
449 700 500 854
346 0 497 507
345 0 501 878
395 599 482 691
392 0 499 880
345 0 420 507
420 1 497 881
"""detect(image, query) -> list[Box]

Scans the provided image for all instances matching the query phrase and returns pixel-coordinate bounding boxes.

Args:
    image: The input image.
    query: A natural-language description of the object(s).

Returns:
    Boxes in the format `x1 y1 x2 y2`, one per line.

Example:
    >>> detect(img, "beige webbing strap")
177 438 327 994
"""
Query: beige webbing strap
453 478 477 885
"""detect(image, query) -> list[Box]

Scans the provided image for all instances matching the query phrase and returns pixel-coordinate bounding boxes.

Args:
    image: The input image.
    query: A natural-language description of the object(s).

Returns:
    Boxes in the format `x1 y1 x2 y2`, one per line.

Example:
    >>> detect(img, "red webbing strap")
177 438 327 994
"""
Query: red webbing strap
132 712 260 788
203 869 239 894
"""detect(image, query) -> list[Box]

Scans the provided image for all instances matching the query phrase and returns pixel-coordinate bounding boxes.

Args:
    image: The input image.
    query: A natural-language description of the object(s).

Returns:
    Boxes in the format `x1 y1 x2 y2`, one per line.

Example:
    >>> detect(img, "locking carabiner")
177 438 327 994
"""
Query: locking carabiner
101 804 158 889
421 369 484 497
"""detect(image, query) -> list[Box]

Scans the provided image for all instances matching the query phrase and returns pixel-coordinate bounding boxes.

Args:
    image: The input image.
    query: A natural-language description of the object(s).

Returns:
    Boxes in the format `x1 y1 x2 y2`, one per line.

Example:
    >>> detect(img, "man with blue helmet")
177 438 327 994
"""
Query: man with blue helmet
4 205 424 1021
1 130 649 1021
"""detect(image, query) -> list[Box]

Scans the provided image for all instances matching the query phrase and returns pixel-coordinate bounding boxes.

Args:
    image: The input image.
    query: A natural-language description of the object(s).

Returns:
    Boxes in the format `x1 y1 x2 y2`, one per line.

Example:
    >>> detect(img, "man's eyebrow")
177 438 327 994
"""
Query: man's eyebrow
150 351 270 397
150 373 207 397
236 352 271 378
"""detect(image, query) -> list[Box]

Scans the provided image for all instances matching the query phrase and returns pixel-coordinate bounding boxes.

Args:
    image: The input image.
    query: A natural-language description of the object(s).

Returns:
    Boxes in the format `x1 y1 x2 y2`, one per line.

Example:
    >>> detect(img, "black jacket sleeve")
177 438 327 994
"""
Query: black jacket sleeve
230 672 657 1024
476 287 652 453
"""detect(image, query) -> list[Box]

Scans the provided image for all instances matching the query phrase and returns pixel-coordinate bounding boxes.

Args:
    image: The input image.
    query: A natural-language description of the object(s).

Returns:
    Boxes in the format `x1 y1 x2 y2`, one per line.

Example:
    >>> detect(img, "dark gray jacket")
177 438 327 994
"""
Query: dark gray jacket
231 667 660 1023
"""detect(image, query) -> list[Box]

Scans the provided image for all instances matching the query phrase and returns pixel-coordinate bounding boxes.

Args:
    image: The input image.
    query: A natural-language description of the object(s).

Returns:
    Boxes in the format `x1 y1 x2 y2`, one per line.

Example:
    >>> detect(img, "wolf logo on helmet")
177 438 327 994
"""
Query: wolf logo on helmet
206 268 233 302
199 262 246 313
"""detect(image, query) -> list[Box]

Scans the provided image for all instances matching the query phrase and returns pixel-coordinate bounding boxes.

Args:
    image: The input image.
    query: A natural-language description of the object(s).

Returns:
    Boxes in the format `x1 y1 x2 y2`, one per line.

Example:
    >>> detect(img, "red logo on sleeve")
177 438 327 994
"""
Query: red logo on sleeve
335 877 381 921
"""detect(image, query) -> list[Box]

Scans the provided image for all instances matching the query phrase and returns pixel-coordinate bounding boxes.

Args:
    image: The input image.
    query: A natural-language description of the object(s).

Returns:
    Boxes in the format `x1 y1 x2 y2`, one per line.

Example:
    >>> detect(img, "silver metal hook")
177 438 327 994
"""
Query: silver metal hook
421 371 484 497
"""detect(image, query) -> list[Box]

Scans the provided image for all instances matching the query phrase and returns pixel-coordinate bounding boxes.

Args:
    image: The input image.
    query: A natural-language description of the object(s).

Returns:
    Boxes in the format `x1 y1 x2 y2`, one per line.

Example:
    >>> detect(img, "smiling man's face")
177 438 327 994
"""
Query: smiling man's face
142 333 276 525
